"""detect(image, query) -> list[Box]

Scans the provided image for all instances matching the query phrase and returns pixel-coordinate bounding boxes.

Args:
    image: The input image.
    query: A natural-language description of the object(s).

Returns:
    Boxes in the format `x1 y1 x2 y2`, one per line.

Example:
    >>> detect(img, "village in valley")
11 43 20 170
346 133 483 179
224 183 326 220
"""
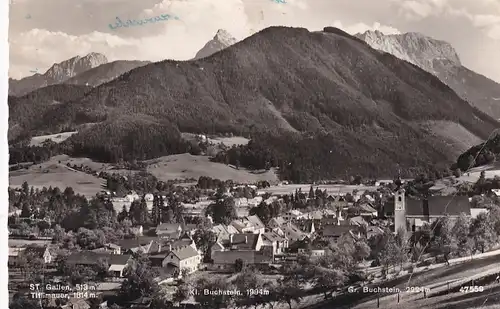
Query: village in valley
8 162 500 309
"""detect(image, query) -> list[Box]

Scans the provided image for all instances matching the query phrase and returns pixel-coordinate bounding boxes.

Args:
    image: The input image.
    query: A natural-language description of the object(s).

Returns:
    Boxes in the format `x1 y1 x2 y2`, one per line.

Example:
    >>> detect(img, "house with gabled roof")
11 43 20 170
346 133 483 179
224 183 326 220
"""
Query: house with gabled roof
358 202 378 218
164 245 201 274
268 217 287 229
261 231 289 255
155 223 183 239
281 223 308 243
210 233 272 270
211 224 239 242
282 210 304 221
66 251 132 277
293 219 316 236
322 225 361 242
291 238 325 260
91 243 121 255
211 250 273 270
230 215 265 234
117 237 156 254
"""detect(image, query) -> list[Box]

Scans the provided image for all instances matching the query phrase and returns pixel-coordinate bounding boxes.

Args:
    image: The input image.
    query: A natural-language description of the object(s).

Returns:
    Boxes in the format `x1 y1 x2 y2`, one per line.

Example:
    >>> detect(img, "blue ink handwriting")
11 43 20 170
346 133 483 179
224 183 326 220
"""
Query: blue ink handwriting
108 14 179 30
272 0 287 3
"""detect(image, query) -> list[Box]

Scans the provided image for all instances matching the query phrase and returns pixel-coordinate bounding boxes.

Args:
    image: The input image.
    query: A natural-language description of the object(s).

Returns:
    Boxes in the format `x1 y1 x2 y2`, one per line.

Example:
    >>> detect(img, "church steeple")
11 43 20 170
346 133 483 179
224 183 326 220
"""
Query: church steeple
394 168 402 190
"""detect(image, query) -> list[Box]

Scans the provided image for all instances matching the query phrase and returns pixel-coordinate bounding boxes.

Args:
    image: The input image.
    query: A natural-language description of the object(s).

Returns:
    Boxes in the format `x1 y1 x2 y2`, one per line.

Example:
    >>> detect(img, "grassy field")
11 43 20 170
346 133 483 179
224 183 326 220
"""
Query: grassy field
145 153 279 183
29 131 78 146
422 121 482 157
9 152 279 197
8 239 52 247
181 133 250 147
431 162 500 195
9 155 105 197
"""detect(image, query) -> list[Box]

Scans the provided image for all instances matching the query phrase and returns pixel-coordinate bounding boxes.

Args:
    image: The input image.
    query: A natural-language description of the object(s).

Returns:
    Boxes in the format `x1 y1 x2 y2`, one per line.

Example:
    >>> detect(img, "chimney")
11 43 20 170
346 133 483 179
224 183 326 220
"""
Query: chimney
158 242 162 252
230 234 234 244
168 243 172 252
245 236 248 244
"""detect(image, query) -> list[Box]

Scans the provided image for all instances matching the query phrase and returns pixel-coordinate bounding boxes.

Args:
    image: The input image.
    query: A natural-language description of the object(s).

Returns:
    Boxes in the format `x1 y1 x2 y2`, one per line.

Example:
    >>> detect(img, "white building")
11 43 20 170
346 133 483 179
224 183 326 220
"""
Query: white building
164 246 201 274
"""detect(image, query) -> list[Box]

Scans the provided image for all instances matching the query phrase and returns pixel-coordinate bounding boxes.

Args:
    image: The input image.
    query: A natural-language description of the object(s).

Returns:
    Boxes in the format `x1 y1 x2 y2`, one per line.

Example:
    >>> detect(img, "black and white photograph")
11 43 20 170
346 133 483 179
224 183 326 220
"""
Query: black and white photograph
6 0 500 308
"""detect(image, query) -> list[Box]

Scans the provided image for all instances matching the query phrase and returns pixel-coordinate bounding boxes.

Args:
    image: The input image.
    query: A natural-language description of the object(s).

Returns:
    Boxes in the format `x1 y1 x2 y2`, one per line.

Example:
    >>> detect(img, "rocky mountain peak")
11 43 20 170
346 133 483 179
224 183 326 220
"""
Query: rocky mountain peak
214 29 237 46
45 52 108 83
193 29 237 60
356 30 461 73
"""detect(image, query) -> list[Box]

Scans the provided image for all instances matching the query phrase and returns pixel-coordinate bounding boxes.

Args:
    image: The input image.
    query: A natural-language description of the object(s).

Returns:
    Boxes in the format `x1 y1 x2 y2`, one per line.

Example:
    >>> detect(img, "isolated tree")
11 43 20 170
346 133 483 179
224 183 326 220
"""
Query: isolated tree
470 213 497 253
194 277 235 309
308 186 315 199
76 228 106 250
234 258 244 272
233 268 265 307
354 240 371 262
128 199 149 226
276 278 302 309
117 205 128 222
192 229 216 259
452 213 473 257
314 268 346 299
430 218 456 265
261 281 280 309
151 194 161 225
394 227 410 269
173 283 190 305
205 197 237 225
20 202 32 218
119 254 160 302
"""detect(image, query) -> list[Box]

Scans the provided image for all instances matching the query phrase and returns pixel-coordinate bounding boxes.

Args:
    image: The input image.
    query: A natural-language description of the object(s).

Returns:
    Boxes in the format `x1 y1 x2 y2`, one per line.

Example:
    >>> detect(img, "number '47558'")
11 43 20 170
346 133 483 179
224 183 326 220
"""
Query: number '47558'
460 286 484 293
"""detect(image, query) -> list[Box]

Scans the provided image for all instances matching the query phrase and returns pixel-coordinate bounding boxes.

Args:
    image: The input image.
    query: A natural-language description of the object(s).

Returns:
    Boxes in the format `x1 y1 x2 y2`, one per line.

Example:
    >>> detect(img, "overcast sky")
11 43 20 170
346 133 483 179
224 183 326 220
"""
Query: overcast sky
8 0 500 83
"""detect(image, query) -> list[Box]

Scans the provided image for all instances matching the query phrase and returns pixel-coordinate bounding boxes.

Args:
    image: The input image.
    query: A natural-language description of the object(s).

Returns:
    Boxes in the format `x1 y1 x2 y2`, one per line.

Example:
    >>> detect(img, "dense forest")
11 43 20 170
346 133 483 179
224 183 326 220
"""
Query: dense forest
455 133 500 171
212 131 452 182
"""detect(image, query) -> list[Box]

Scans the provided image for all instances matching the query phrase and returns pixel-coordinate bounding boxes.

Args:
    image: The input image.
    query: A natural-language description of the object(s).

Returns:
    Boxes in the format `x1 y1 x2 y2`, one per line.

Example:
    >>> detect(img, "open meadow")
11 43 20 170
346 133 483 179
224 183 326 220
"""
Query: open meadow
9 156 105 197
144 153 279 184
29 131 78 146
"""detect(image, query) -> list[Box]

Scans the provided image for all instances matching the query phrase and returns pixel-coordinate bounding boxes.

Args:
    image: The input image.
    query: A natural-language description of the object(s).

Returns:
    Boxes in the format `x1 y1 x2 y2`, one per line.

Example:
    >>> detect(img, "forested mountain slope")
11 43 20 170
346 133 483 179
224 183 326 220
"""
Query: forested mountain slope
10 26 500 181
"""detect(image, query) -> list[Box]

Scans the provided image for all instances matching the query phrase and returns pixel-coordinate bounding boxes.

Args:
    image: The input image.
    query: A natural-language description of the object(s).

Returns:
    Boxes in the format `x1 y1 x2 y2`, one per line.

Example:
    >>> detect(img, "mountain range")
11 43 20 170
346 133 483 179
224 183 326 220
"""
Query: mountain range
8 29 236 97
9 52 107 96
9 26 499 181
356 30 500 119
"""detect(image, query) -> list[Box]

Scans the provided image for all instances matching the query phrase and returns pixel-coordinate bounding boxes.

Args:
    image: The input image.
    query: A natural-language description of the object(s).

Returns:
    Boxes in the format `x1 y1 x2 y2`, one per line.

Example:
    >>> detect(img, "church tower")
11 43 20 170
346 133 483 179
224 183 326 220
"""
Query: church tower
394 188 406 233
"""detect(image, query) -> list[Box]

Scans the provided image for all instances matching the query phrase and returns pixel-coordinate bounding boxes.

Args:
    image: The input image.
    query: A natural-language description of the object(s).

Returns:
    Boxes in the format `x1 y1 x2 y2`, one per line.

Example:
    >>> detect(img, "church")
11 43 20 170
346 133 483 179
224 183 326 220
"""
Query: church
383 189 471 232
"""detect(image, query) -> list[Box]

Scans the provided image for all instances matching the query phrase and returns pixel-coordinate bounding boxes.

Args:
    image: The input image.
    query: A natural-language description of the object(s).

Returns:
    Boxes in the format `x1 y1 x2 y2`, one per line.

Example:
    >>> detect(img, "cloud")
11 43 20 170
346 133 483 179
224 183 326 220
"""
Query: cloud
392 0 500 40
332 21 401 35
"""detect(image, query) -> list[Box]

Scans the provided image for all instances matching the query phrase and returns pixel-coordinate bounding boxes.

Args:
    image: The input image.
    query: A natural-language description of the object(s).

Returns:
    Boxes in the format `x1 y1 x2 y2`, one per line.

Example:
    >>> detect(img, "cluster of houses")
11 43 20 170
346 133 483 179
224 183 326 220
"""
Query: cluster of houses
8 182 492 308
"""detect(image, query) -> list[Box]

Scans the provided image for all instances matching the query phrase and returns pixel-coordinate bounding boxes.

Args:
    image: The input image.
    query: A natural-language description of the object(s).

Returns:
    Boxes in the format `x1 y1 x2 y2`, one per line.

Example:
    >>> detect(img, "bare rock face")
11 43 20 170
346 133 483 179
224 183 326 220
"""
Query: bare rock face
9 52 108 96
45 52 108 83
193 29 238 60
356 30 461 73
357 30 500 119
